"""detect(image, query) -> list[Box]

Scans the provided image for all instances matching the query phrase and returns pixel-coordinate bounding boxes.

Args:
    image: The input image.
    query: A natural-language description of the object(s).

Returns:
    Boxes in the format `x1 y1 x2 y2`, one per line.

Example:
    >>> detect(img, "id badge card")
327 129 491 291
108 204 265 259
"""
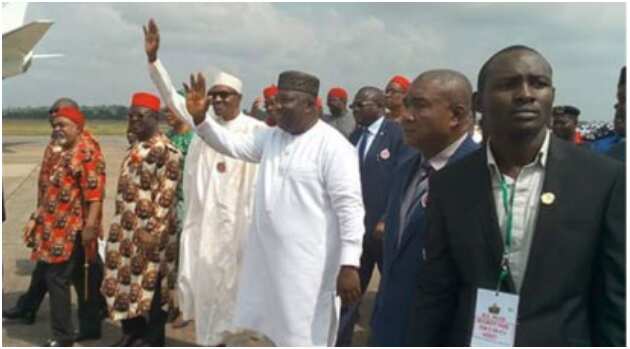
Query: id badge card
470 288 519 347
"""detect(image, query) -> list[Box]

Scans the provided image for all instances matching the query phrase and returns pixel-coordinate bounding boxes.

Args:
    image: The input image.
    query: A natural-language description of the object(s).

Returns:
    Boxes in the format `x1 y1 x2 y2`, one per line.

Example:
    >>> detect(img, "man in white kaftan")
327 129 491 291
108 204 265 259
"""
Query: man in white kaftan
183 68 365 346
144 20 263 345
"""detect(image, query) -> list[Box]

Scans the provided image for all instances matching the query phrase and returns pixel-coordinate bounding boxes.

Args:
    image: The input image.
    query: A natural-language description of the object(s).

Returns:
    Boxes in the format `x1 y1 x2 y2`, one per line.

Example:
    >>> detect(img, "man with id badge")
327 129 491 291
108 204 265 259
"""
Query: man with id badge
408 45 625 346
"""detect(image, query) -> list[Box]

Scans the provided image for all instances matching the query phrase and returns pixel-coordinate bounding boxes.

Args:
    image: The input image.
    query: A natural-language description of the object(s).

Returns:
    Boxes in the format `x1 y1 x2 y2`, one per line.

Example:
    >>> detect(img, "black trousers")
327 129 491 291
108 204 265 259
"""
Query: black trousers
17 242 105 341
336 235 383 346
121 276 168 346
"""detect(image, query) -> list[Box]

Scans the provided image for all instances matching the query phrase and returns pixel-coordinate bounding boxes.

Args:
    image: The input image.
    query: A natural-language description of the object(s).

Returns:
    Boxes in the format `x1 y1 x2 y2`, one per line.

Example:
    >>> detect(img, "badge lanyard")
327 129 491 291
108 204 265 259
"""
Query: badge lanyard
495 174 515 294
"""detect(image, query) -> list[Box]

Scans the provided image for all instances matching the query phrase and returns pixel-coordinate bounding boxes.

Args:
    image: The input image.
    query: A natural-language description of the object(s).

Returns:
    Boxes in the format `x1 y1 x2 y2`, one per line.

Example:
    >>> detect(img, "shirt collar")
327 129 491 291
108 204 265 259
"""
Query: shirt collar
426 133 469 171
215 111 244 128
364 116 385 135
487 129 551 173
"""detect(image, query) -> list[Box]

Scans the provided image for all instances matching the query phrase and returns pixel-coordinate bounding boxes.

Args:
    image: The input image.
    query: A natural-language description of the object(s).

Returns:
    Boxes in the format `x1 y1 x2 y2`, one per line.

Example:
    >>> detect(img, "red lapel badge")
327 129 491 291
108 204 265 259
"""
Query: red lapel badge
217 162 226 173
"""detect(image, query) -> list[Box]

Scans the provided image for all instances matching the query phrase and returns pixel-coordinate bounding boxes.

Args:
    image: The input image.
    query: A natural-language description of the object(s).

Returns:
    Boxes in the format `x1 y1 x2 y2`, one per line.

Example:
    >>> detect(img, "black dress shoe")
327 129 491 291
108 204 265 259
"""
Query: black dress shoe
20 311 36 325
2 305 36 325
2 305 21 318
42 338 74 347
132 339 151 347
111 334 139 347
133 338 165 347
73 332 101 342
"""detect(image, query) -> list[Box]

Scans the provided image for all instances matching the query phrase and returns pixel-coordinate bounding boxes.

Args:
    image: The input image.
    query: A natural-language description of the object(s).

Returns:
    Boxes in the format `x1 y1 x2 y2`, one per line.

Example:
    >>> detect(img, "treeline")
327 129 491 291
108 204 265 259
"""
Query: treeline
3 105 128 120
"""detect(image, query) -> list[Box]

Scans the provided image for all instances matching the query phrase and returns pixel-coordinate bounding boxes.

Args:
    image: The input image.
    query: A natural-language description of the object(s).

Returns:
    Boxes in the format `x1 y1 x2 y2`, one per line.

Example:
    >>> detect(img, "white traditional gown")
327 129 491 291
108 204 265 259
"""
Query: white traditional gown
150 60 262 345
193 114 365 346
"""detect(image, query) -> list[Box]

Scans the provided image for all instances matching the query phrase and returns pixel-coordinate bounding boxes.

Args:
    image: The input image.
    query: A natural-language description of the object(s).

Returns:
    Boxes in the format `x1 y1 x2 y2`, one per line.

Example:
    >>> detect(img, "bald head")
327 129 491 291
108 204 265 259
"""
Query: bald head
415 69 473 118
402 69 473 157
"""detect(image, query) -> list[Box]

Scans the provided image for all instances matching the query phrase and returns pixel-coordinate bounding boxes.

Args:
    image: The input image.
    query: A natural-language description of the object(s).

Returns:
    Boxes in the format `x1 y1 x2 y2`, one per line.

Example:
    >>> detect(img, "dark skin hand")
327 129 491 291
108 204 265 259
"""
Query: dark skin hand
143 18 159 63
249 96 264 116
337 266 361 305
373 220 385 240
82 201 101 245
184 72 212 126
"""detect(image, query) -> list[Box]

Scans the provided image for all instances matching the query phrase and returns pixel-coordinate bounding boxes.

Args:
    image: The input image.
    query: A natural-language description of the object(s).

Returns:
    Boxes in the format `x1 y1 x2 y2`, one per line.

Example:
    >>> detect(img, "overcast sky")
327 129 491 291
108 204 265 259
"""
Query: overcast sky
1 2 626 121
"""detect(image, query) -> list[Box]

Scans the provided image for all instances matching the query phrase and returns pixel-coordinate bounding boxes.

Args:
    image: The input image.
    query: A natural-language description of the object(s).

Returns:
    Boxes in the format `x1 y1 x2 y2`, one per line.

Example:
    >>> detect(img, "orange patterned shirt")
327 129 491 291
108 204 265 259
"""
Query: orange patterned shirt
24 131 106 264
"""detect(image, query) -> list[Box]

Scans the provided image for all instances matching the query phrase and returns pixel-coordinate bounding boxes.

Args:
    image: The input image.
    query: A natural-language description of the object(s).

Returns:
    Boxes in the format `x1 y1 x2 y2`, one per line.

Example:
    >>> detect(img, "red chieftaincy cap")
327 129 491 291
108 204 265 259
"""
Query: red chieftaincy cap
131 92 161 112
55 106 85 128
327 87 348 101
263 85 278 100
388 75 410 91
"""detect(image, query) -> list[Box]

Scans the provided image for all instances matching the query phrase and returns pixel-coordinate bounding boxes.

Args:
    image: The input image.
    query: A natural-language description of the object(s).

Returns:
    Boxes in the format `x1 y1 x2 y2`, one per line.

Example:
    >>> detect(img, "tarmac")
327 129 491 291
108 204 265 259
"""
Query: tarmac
2 135 378 347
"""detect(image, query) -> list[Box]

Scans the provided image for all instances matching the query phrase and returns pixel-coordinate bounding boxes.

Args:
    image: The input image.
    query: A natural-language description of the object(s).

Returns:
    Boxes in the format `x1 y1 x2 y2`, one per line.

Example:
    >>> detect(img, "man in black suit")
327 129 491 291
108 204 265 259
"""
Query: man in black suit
370 70 479 346
335 86 413 346
608 66 626 162
408 45 625 346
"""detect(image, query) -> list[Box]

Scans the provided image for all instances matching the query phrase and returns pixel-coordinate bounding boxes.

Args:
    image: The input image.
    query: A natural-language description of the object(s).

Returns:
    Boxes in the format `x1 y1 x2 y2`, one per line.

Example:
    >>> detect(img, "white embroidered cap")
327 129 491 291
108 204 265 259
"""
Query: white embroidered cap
213 72 243 94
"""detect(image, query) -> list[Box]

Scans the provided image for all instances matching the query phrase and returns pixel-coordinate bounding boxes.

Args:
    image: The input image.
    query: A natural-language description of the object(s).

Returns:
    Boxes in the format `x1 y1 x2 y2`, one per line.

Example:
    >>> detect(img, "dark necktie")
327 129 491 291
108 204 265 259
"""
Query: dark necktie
356 127 370 164
398 162 434 247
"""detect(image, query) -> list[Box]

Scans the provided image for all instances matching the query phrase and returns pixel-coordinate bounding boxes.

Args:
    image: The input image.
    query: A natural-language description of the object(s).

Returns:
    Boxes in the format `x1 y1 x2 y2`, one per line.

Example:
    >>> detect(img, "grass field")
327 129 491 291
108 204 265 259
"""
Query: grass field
3 119 130 136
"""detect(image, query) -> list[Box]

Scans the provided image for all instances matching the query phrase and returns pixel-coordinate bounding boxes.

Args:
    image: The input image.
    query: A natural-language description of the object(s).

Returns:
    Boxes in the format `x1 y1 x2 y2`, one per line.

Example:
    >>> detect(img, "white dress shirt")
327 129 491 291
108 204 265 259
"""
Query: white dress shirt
487 130 550 292
356 116 385 160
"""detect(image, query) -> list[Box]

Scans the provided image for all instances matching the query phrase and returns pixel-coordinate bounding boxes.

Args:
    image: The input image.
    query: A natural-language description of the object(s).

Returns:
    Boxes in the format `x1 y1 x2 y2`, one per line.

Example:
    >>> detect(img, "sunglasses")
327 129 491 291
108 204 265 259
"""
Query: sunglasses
208 91 238 100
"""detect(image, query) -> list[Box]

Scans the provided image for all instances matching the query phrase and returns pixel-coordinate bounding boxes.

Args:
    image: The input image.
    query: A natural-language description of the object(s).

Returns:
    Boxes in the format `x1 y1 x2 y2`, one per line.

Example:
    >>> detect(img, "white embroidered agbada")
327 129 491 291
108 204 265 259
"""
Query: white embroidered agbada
149 60 262 345
190 110 365 346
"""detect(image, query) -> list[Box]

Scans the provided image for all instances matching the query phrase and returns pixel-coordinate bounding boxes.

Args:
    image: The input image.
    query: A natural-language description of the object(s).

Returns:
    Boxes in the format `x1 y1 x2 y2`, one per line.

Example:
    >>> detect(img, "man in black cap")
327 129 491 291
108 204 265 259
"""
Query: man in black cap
182 70 364 346
552 105 583 144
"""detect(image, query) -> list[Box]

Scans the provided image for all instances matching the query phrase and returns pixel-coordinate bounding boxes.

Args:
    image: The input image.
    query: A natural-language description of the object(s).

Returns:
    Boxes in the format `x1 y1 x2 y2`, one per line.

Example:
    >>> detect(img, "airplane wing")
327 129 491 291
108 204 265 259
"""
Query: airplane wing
2 2 28 34
2 20 53 79
3 21 53 55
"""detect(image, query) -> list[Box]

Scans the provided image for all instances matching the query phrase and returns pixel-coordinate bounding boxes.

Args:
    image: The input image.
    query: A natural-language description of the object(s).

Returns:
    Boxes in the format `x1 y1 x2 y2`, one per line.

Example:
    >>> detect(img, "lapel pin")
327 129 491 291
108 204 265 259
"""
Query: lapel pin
380 148 390 160
541 192 555 205
217 161 227 173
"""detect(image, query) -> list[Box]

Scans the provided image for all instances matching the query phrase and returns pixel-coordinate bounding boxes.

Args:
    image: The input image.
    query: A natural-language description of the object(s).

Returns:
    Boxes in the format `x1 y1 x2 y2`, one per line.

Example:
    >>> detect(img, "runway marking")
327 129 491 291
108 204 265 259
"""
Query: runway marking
3 163 39 201
3 164 37 178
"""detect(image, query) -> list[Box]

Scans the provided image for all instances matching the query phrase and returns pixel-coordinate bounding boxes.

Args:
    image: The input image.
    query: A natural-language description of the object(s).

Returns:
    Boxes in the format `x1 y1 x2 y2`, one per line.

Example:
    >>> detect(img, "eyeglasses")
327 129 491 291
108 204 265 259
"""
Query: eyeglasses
208 91 238 100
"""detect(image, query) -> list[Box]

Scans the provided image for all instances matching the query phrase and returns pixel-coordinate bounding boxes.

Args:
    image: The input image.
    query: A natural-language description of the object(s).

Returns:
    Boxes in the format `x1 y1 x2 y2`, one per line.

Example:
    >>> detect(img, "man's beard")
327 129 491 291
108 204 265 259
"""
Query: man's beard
51 132 69 152
52 132 67 145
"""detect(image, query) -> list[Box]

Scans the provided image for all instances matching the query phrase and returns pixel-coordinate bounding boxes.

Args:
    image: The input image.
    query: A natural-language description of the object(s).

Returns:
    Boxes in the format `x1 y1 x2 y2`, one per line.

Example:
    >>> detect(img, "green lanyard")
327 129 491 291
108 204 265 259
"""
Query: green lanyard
496 174 514 292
